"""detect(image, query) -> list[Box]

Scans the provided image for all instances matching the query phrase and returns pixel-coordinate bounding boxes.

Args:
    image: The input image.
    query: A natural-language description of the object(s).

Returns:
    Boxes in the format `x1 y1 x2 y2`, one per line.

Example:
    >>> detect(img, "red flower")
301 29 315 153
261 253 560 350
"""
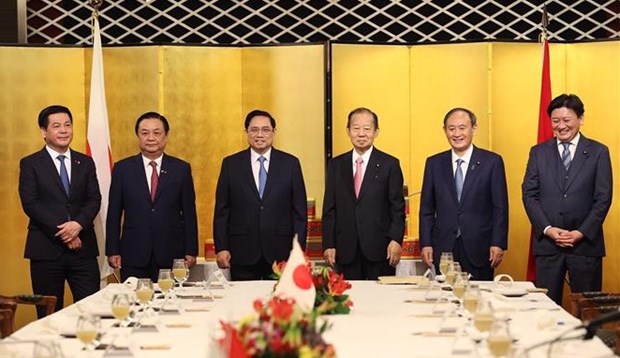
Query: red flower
268 297 294 322
327 271 351 295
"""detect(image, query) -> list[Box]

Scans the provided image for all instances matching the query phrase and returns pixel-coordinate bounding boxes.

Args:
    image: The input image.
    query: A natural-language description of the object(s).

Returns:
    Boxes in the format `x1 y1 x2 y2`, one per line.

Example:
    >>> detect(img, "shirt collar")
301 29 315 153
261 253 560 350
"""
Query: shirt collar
142 154 163 168
251 147 272 162
46 146 71 161
556 132 581 147
353 146 374 164
451 144 473 164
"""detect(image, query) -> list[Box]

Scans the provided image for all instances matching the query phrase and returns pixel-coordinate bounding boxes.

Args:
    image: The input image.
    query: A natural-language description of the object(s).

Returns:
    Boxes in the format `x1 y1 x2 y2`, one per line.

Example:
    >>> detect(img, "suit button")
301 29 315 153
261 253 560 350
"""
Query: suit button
260 206 264 210
559 212 563 216
151 208 155 212
563 194 567 198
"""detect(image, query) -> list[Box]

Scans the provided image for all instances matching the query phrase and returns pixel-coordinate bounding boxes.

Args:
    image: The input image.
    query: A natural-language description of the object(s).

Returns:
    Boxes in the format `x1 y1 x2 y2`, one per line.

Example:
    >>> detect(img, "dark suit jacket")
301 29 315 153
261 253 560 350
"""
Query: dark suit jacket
419 146 508 267
522 135 612 257
19 147 101 260
322 148 405 264
213 148 307 265
106 153 198 267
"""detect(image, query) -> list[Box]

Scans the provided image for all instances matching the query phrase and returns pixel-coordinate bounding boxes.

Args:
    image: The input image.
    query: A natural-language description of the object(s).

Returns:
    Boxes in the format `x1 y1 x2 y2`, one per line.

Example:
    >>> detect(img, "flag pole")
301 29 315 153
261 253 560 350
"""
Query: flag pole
526 3 554 283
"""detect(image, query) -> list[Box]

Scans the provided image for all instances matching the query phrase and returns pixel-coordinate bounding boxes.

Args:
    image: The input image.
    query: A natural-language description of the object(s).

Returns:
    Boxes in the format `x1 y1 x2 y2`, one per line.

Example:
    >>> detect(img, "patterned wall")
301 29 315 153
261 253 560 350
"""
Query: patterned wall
27 0 620 45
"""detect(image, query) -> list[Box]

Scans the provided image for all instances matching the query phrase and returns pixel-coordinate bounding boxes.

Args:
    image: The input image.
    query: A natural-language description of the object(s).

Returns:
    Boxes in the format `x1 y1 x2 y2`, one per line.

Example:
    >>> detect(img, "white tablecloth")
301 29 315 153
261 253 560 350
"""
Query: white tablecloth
1 281 614 357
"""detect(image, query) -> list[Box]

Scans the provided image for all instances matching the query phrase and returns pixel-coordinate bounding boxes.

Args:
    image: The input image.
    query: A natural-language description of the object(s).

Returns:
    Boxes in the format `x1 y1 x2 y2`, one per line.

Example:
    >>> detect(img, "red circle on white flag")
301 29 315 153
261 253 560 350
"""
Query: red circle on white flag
292 264 313 290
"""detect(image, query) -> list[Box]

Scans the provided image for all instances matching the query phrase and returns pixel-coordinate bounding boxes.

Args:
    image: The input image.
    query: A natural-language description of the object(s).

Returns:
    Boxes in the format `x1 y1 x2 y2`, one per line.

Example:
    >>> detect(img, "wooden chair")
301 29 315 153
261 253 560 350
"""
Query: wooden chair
0 306 15 338
581 304 620 350
0 294 57 336
569 291 610 318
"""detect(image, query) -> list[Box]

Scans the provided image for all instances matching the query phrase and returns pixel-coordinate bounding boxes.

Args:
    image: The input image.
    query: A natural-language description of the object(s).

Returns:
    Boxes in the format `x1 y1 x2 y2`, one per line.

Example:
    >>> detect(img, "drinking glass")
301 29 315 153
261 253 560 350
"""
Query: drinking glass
172 258 189 289
487 319 512 357
157 269 175 307
439 252 453 276
473 299 495 334
135 278 154 312
452 272 469 301
111 293 131 327
75 314 100 350
445 261 461 286
462 284 481 314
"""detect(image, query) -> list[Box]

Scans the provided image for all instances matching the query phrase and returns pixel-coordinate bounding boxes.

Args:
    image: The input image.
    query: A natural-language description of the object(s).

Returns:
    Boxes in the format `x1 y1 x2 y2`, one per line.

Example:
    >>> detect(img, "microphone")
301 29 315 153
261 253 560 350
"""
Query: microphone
583 307 620 339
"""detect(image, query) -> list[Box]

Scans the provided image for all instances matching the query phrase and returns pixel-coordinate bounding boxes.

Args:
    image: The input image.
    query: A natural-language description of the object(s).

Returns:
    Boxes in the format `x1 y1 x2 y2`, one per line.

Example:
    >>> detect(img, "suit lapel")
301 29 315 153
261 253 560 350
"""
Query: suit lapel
459 147 482 204
155 154 172 202
132 155 151 202
358 149 379 201
564 135 591 190
262 149 280 199
39 148 68 197
242 149 261 199
340 151 355 200
439 151 459 206
543 139 565 189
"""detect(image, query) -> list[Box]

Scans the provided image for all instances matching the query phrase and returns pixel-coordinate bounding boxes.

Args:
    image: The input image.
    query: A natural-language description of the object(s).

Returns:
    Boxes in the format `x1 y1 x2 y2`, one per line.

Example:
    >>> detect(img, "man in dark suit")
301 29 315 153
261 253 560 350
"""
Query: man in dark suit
214 110 307 281
19 105 101 317
106 112 198 282
419 108 508 280
522 94 612 304
322 107 405 280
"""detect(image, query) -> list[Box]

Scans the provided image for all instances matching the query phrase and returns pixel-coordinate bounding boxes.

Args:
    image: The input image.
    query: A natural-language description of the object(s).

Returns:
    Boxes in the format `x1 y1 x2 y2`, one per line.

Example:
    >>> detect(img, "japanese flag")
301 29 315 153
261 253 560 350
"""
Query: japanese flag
274 236 316 312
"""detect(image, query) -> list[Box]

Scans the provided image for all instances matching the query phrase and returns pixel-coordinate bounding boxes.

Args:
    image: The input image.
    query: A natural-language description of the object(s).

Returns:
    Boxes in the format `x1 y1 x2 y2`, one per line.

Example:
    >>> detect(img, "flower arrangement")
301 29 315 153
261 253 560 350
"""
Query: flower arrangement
217 296 336 358
272 262 353 315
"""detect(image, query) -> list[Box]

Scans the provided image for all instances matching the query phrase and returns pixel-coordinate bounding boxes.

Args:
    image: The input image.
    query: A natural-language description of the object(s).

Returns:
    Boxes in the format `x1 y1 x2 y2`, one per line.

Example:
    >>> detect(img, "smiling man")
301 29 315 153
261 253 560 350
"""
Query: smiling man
106 112 198 282
419 107 508 280
322 107 405 280
19 105 102 317
213 109 307 280
522 94 613 304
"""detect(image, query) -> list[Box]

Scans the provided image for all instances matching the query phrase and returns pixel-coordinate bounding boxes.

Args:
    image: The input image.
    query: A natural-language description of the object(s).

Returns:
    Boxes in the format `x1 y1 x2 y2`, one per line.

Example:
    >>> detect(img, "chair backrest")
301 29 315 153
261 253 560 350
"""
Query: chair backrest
0 306 16 338
569 291 610 318
581 305 620 325
579 296 620 313
0 294 57 336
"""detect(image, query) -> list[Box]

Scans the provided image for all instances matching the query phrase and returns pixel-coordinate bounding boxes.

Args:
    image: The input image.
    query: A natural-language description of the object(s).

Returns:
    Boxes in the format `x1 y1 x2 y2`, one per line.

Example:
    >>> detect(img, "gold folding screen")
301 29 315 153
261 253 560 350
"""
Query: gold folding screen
1 42 618 329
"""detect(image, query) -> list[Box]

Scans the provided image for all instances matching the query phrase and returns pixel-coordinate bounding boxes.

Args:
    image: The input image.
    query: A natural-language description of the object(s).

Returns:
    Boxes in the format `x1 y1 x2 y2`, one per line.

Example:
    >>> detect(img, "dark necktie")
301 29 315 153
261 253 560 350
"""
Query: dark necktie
149 161 158 201
258 156 267 198
561 142 571 170
57 155 70 195
455 159 464 202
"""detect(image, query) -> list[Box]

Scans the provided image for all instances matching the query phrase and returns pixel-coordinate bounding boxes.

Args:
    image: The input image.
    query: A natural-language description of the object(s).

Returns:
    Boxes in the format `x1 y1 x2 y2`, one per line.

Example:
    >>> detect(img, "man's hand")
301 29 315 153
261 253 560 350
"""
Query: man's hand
386 240 401 267
555 230 584 248
489 246 504 268
216 250 231 269
323 248 336 268
546 227 579 248
108 255 122 269
56 221 83 243
421 247 433 268
66 237 82 250
185 255 197 268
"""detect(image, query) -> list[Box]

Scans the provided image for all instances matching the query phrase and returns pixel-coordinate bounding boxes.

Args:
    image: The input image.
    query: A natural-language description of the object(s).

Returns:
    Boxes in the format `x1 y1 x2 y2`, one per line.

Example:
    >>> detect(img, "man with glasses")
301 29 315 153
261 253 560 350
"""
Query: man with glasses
522 94 612 304
214 109 307 280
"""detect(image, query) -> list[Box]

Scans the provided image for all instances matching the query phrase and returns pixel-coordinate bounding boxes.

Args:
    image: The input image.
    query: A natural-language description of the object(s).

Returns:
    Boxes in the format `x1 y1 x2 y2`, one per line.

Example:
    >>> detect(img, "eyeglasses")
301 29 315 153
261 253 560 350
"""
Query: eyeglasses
247 127 274 136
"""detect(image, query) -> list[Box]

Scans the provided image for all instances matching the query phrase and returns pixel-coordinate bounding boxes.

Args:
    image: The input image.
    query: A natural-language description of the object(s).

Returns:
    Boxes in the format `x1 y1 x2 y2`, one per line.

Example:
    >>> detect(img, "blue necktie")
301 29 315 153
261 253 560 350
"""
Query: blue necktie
258 156 267 198
57 155 70 195
561 142 571 170
455 159 464 202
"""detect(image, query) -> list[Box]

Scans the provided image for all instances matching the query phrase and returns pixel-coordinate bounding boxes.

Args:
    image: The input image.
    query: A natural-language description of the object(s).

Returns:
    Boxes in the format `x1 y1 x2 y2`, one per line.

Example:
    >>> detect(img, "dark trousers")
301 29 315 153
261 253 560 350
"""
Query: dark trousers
120 254 166 283
337 242 395 280
452 236 494 281
536 253 602 305
30 254 100 318
231 256 274 281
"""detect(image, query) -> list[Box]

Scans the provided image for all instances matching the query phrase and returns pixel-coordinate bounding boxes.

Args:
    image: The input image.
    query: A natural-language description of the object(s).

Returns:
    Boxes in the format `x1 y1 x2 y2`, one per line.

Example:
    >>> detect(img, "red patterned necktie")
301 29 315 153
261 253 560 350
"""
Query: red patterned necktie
149 161 158 201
